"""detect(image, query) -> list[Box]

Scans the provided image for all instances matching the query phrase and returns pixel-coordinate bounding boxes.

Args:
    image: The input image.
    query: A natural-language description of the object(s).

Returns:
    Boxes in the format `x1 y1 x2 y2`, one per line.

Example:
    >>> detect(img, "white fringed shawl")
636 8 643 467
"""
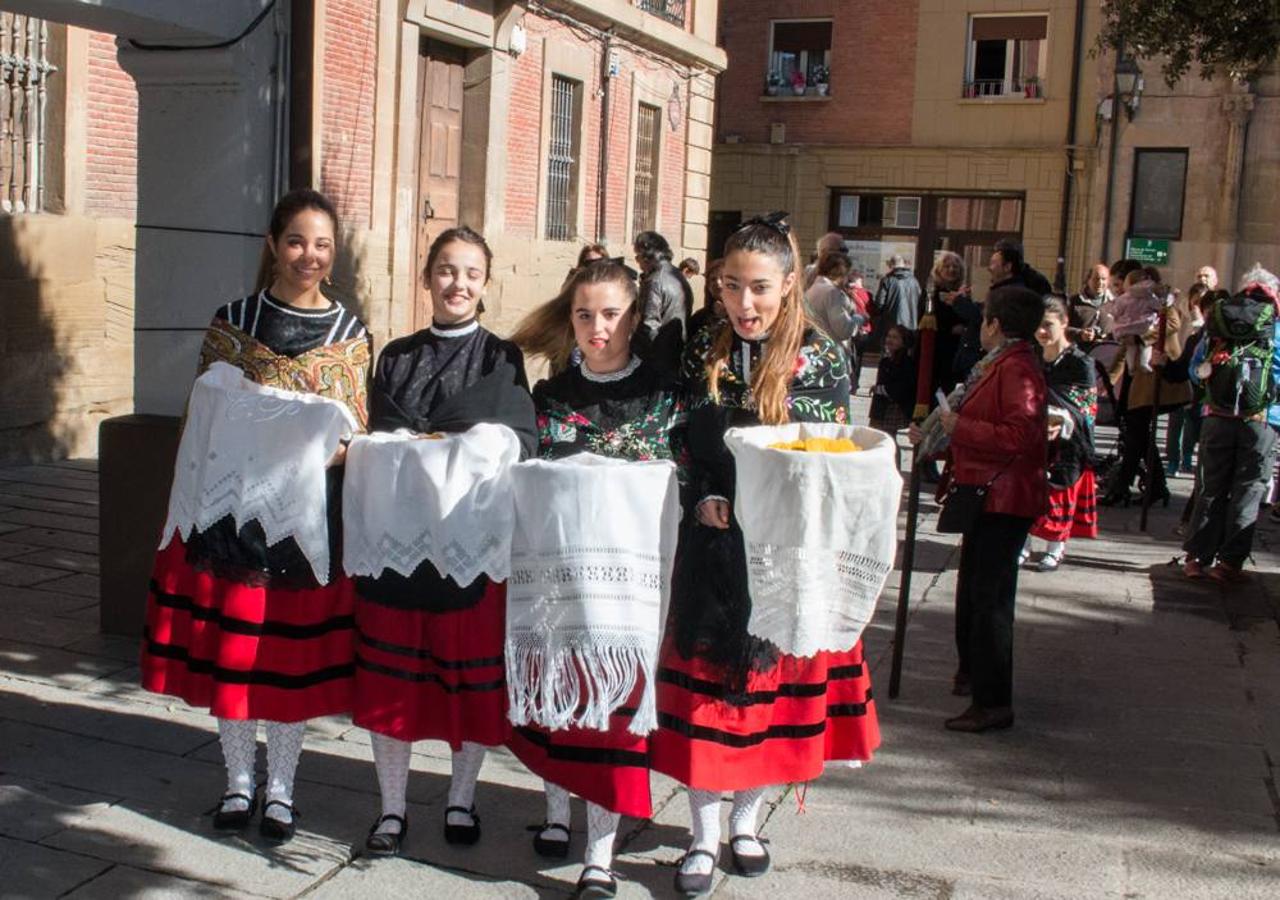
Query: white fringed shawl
160 361 357 584
506 455 680 735
341 423 522 585
725 423 902 657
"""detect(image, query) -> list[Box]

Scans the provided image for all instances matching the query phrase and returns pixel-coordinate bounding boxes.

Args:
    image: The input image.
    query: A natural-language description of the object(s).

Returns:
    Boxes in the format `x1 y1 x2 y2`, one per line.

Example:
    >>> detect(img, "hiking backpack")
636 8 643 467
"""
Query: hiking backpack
1203 290 1277 416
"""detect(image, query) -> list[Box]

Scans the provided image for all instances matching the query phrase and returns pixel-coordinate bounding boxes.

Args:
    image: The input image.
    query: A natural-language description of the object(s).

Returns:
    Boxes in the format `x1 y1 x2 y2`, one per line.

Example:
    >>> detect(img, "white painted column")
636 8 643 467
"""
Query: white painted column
116 18 281 415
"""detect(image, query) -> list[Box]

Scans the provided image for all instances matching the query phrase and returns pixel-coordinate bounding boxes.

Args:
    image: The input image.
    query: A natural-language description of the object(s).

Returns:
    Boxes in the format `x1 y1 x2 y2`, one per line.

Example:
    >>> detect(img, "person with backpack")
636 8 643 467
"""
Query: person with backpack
1182 265 1280 582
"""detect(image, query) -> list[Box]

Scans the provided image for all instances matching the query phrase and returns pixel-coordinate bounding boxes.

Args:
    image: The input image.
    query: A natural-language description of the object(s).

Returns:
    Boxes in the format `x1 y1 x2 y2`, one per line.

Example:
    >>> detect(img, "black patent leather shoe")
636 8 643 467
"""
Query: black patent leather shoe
365 813 409 857
531 821 570 858
573 865 618 898
674 849 718 896
211 791 257 831
259 800 297 844
729 835 771 877
443 805 481 845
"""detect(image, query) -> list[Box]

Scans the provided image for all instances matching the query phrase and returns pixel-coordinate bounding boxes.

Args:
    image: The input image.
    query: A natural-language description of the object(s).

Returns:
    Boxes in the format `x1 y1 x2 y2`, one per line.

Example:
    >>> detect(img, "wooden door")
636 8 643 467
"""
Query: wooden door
413 40 466 330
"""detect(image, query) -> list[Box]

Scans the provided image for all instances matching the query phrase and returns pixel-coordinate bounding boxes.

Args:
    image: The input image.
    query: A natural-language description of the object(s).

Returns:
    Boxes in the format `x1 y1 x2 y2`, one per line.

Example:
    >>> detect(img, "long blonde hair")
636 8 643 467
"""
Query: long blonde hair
707 221 807 425
511 260 640 373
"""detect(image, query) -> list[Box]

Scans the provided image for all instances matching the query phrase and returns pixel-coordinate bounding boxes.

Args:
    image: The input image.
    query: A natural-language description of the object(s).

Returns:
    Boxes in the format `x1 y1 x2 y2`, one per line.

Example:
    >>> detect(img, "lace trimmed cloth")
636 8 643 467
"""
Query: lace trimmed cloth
506 455 680 735
160 362 358 584
724 423 902 658
341 423 522 586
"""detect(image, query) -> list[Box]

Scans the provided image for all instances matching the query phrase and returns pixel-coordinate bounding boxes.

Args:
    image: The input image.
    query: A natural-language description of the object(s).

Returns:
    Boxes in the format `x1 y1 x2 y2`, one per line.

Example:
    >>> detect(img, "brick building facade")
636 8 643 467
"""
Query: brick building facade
1 18 137 463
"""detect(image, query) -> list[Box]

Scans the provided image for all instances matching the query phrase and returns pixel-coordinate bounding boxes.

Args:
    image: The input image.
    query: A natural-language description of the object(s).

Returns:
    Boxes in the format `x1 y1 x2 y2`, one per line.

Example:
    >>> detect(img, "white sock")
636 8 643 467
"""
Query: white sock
681 788 721 876
217 719 257 812
542 780 571 840
370 732 412 835
1045 540 1065 559
729 786 768 856
584 801 619 871
263 721 306 823
447 742 486 826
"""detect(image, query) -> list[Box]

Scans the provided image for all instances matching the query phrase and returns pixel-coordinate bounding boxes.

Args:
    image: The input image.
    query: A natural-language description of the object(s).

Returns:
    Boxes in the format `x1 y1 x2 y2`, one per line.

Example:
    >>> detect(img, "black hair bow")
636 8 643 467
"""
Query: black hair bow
738 211 791 236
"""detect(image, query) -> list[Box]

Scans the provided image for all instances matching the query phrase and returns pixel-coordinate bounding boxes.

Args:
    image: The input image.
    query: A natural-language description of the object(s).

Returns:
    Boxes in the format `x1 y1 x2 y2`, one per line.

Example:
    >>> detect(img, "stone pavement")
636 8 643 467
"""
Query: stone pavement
1 443 1279 899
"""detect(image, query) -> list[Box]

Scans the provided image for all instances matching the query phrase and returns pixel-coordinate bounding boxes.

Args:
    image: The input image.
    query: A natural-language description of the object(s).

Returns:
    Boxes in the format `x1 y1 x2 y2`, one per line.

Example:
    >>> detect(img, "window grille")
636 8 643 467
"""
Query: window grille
546 75 579 242
1 14 55 214
637 0 686 27
632 103 660 237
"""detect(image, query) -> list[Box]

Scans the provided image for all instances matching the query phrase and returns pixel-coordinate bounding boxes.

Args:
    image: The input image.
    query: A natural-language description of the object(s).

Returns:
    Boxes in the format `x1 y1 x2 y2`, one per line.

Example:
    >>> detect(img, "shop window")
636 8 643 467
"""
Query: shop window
545 74 581 241
964 14 1047 98
632 103 661 237
935 196 1024 232
768 20 832 93
1130 149 1187 239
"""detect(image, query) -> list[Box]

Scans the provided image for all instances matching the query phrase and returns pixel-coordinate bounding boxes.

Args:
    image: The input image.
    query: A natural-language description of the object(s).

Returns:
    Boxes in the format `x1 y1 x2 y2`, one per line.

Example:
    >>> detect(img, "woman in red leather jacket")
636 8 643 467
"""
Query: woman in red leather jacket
910 285 1048 733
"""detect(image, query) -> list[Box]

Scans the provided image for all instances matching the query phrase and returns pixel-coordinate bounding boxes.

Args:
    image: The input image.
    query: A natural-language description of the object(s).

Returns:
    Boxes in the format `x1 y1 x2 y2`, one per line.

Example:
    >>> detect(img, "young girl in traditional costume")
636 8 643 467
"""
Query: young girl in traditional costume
354 226 537 856
509 259 685 898
651 214 880 895
1022 297 1098 571
140 189 371 843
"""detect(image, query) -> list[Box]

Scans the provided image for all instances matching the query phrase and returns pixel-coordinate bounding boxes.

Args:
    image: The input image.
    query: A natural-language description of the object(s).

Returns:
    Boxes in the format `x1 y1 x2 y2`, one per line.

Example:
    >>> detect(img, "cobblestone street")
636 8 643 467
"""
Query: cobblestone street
2 418 1279 898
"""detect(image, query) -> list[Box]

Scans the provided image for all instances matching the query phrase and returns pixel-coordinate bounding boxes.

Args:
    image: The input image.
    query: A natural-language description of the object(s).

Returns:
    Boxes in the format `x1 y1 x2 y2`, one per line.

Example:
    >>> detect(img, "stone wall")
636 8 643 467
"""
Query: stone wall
0 215 134 463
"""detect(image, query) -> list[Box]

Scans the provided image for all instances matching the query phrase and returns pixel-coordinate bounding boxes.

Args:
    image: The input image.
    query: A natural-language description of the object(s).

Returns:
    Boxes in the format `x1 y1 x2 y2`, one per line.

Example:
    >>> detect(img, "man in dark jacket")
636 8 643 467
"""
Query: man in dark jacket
871 254 921 350
633 230 691 374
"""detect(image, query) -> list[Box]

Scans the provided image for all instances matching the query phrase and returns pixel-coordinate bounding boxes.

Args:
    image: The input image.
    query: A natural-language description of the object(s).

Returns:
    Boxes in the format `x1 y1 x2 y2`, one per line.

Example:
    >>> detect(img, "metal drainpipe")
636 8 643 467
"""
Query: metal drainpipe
596 31 613 244
1053 0 1086 291
1100 40 1125 266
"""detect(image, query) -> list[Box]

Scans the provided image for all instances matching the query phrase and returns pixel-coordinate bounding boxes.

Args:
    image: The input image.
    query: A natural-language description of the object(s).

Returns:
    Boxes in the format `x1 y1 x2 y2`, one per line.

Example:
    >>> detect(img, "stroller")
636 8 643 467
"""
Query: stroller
1087 340 1133 499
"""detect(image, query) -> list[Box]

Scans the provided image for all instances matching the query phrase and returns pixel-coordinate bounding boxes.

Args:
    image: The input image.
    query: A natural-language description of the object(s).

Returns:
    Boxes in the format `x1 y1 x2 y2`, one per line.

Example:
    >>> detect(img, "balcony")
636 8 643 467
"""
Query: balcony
962 79 1045 100
636 0 685 27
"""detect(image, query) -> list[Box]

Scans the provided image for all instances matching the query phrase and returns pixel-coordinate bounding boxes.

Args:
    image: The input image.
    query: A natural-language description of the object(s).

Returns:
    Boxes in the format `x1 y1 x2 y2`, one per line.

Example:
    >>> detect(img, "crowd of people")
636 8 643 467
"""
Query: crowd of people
137 188 1278 896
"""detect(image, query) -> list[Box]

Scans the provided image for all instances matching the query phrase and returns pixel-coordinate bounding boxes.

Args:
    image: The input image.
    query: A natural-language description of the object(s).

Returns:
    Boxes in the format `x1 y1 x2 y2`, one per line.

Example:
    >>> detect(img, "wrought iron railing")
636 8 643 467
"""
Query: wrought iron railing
961 78 1044 99
1 13 55 213
636 0 686 27
546 75 577 241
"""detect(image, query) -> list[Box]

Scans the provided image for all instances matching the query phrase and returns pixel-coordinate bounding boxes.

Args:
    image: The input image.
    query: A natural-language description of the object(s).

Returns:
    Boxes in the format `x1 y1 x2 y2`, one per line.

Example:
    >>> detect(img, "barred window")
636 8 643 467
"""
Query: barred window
637 0 686 28
632 103 660 237
1 13 55 213
546 74 581 242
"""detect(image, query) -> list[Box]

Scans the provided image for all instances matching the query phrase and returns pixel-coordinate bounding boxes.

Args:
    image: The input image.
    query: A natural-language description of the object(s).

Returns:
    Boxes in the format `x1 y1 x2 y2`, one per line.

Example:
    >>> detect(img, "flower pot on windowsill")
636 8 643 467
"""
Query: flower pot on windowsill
815 83 829 96
1024 81 1041 99
791 85 807 96
766 84 780 96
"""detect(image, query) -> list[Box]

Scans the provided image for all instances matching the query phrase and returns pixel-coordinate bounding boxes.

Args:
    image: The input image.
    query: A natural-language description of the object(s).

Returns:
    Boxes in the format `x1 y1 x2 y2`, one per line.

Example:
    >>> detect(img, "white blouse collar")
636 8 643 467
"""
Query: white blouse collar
580 355 642 383
430 318 480 338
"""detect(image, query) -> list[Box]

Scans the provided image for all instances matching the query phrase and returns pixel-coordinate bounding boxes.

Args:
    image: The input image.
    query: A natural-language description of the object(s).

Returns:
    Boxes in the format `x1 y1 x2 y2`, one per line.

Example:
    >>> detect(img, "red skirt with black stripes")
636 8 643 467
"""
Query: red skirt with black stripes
649 637 879 792
506 679 652 818
1030 468 1098 542
140 538 356 722
353 581 509 749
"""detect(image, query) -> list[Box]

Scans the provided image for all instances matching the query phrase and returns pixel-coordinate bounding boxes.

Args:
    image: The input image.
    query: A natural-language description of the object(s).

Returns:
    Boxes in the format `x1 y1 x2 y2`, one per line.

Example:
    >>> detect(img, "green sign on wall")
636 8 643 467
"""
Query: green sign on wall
1125 237 1170 265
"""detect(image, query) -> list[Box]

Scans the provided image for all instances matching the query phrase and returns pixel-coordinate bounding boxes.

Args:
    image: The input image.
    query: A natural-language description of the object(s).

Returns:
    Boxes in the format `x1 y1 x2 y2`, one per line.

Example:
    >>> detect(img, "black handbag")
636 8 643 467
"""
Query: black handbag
936 465 1009 534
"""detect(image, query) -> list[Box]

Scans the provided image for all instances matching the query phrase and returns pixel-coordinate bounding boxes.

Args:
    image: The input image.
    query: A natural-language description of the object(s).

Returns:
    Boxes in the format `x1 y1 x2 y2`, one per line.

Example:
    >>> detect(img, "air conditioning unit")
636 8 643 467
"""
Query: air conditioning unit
884 196 921 229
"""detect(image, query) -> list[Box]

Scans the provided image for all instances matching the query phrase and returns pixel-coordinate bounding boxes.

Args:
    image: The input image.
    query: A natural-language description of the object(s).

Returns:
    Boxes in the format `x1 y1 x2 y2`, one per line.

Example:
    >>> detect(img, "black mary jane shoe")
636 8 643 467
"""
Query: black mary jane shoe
673 848 719 897
729 835 772 877
259 801 298 844
364 813 409 857
211 791 258 831
530 821 571 859
573 865 618 899
443 805 481 846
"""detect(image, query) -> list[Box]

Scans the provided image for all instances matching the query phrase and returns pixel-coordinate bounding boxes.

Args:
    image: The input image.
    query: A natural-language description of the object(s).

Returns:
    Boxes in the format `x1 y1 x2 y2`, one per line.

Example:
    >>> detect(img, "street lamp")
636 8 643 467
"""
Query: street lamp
1115 55 1144 119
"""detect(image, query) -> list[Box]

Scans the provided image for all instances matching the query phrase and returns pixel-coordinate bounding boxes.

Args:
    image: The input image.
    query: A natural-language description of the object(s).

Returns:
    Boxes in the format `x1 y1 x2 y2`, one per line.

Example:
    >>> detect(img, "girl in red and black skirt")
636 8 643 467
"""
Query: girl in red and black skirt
354 227 537 856
141 189 371 843
509 259 685 897
651 215 880 895
1024 297 1098 571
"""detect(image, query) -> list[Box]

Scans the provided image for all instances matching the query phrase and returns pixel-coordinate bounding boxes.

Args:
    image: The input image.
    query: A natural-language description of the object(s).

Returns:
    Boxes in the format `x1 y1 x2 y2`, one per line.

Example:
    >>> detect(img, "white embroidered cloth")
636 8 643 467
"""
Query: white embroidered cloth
341 424 521 585
160 361 358 584
506 455 680 735
725 423 902 657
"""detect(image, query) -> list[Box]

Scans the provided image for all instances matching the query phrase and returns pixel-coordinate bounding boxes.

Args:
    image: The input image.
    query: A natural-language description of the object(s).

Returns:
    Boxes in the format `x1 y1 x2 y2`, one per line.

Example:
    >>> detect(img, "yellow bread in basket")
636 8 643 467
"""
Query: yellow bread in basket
767 437 862 453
